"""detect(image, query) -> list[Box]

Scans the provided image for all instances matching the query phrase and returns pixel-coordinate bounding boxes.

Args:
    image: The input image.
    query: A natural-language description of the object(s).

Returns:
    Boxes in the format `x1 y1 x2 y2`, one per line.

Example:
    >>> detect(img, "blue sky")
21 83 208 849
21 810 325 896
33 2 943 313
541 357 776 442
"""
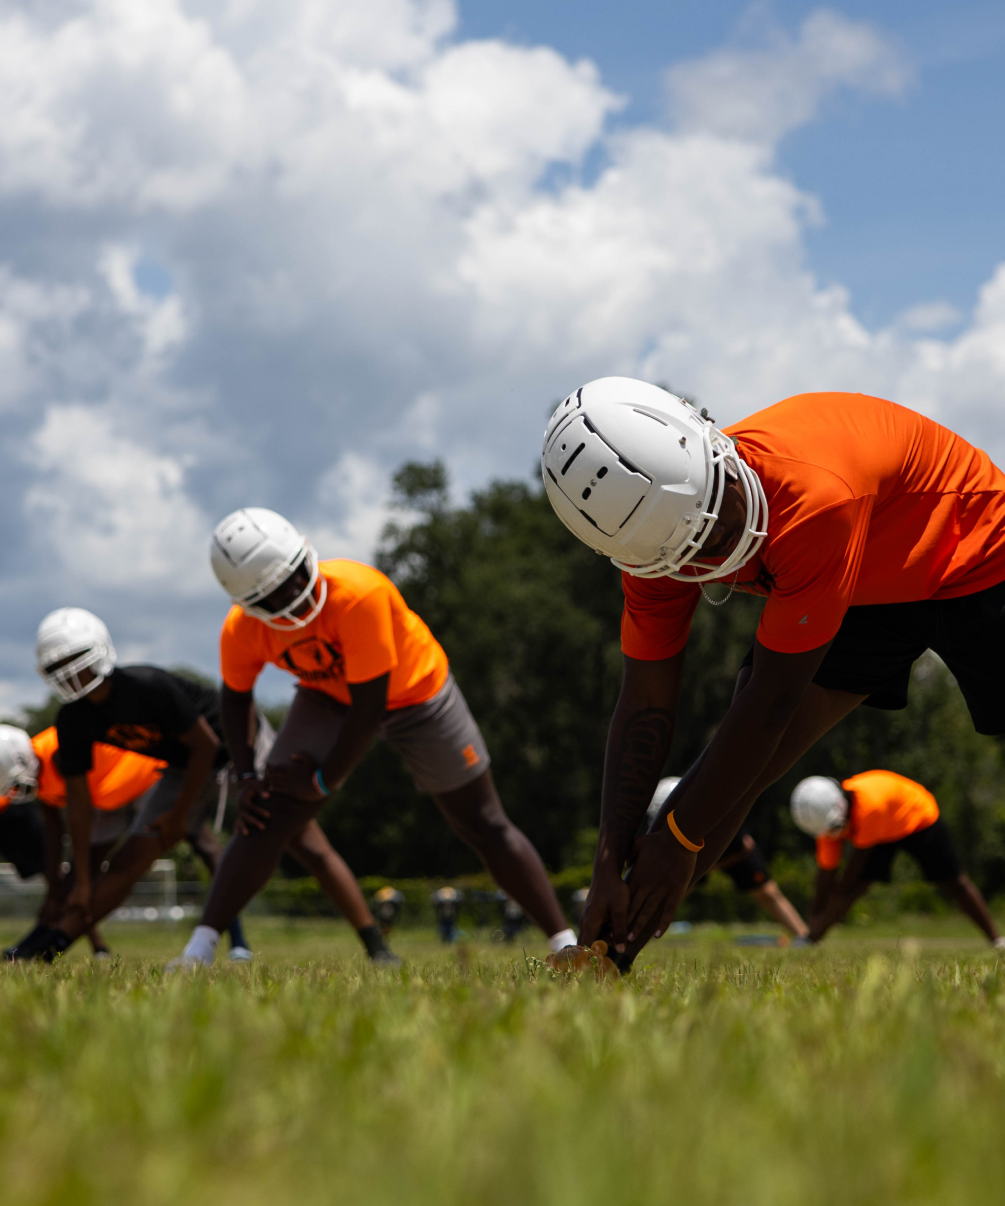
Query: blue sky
459 0 1005 327
0 0 1004 707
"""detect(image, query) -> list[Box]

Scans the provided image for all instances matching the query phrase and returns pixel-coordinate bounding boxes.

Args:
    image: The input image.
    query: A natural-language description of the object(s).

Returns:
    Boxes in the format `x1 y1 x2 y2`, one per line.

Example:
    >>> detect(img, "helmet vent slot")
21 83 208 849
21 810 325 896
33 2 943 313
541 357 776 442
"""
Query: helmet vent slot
633 409 667 425
597 466 608 478
561 442 586 475
581 487 591 500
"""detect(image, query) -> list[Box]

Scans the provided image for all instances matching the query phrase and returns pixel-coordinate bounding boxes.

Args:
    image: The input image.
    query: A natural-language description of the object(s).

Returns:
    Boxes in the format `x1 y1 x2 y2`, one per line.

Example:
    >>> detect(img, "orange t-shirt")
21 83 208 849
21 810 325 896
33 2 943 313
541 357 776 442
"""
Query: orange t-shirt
0 726 165 813
815 769 940 869
621 393 1005 659
219 559 449 710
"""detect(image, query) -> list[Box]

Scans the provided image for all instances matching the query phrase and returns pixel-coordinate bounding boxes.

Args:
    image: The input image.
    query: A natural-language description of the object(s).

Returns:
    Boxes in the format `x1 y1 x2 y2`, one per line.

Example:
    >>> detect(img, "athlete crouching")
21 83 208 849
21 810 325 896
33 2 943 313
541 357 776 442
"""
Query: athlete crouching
540 379 1005 967
19 608 251 962
172 508 577 967
0 722 167 958
791 771 1004 947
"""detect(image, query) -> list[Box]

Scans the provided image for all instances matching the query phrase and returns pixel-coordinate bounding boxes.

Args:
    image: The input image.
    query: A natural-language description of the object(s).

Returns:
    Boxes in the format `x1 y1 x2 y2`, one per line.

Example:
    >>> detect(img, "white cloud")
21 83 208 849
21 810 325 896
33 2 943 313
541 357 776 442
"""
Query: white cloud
666 9 912 145
24 404 210 594
0 1 1003 703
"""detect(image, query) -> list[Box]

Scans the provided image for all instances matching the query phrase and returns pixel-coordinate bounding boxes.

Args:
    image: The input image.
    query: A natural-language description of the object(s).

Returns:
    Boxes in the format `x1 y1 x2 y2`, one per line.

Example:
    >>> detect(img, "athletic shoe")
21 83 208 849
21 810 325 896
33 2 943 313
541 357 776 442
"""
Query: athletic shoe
92 949 113 960
40 931 73 963
994 936 1005 951
227 946 254 963
370 949 401 967
3 922 52 961
789 936 814 948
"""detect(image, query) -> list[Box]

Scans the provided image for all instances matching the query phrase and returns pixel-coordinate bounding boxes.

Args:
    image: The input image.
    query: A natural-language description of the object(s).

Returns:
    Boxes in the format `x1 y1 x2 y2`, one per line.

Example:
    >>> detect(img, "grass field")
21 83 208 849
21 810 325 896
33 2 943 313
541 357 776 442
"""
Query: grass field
1 916 1004 1206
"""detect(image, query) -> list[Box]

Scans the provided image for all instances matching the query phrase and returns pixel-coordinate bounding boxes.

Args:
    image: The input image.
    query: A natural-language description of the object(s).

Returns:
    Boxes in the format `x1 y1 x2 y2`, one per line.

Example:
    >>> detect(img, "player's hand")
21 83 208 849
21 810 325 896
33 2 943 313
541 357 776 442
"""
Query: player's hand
66 879 92 923
265 754 325 803
146 806 188 850
578 858 630 953
235 775 272 835
625 826 696 942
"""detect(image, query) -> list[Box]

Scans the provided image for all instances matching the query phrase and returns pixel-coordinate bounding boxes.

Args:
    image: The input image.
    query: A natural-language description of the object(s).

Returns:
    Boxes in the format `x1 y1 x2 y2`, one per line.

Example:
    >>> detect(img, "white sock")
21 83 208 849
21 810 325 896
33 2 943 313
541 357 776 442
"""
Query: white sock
547 928 578 953
183 925 221 965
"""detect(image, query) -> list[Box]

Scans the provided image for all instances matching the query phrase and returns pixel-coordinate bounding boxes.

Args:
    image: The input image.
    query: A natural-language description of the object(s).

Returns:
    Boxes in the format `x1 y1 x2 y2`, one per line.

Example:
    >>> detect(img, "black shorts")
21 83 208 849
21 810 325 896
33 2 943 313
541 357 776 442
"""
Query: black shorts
740 578 1005 734
0 804 46 879
717 830 772 893
859 817 962 884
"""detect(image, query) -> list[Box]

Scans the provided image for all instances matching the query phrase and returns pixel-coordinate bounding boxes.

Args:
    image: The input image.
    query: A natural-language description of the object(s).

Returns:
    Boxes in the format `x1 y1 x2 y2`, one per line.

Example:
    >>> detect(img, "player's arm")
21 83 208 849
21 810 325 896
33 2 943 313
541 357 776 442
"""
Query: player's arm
266 673 389 802
625 638 831 943
146 718 220 848
64 776 95 919
808 849 869 941
578 652 684 950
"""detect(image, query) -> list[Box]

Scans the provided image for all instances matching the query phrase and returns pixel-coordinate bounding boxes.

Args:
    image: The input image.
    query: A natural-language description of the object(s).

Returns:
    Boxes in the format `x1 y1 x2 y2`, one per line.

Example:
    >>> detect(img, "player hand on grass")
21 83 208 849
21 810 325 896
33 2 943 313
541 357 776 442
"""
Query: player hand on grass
578 856 631 952
625 826 697 942
266 753 327 803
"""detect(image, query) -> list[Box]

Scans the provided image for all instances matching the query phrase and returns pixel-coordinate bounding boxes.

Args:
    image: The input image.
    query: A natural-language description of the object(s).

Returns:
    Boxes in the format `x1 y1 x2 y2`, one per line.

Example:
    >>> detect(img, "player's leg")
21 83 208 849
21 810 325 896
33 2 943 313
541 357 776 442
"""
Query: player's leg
749 882 810 938
939 875 1001 943
808 848 879 942
387 674 574 950
186 818 252 958
0 803 52 958
175 690 372 965
85 839 117 955
284 820 398 962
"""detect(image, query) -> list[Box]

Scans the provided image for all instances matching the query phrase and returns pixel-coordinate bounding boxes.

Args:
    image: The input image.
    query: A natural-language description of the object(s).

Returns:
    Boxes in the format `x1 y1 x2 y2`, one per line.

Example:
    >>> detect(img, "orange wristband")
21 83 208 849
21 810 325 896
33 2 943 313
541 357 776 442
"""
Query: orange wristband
667 810 704 853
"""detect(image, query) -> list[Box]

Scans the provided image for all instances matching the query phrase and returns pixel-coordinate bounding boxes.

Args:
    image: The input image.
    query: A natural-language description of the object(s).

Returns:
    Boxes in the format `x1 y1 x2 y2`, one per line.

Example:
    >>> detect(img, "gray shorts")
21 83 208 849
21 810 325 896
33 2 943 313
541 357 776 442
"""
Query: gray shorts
269 673 490 795
130 770 220 837
90 800 141 845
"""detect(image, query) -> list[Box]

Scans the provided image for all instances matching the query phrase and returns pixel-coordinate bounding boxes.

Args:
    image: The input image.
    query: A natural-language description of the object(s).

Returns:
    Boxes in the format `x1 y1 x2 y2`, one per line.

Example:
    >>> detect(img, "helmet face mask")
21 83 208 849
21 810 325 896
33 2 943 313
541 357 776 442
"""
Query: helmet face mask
541 378 768 583
211 508 328 630
35 608 117 704
0 725 40 804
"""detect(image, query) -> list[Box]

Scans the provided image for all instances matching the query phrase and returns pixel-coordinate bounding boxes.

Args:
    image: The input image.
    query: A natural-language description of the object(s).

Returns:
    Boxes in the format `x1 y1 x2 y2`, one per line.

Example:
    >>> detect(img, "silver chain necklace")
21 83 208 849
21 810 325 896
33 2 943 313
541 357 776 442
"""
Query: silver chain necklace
701 571 740 607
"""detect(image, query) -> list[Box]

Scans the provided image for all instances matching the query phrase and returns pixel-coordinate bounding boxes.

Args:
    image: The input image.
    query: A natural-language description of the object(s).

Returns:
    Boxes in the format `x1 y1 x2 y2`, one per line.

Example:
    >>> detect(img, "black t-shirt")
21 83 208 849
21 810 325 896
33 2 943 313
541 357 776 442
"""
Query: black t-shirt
56 666 227 776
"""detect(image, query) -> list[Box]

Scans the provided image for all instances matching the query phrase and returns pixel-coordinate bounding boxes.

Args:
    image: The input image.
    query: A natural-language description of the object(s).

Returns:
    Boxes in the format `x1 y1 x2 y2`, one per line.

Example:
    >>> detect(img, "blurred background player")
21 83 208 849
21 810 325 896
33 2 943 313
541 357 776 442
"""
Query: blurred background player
790 771 1005 947
0 723 165 959
173 507 576 968
432 885 463 943
371 886 405 936
20 608 251 962
649 777 808 939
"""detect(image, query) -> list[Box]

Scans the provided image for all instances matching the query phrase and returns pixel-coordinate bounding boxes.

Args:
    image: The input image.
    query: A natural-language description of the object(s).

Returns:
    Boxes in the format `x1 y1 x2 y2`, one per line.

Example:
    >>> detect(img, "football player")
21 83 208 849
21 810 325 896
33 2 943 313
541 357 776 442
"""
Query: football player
648 777 808 938
0 722 164 958
17 608 252 961
172 507 577 967
542 380 1005 965
790 771 1004 947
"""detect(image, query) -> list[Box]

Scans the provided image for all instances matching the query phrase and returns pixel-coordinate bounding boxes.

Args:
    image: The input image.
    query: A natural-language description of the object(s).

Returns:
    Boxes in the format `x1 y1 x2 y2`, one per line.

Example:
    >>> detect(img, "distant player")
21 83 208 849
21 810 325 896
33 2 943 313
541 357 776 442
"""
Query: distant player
790 771 1005 947
542 380 1005 963
17 608 251 961
649 777 808 938
0 723 164 958
172 508 576 967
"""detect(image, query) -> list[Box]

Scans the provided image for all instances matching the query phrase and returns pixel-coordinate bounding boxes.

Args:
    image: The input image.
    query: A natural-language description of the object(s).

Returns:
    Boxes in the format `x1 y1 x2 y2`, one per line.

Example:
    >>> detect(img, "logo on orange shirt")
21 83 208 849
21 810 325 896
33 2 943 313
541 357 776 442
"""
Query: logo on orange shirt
278 637 345 685
106 724 162 751
462 743 480 768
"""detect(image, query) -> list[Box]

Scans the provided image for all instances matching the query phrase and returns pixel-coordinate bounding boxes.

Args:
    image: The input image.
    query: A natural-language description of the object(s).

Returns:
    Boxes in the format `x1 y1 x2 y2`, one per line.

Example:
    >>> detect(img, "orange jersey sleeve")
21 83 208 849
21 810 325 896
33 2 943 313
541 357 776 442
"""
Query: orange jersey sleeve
842 770 939 848
815 834 846 870
220 606 269 693
621 573 701 660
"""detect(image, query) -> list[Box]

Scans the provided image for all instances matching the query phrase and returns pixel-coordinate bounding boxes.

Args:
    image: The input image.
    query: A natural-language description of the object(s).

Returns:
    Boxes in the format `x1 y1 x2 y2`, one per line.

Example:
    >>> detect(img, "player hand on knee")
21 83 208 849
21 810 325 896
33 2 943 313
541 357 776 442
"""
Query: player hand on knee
235 774 272 835
147 806 189 850
66 879 93 924
265 753 327 803
625 827 697 941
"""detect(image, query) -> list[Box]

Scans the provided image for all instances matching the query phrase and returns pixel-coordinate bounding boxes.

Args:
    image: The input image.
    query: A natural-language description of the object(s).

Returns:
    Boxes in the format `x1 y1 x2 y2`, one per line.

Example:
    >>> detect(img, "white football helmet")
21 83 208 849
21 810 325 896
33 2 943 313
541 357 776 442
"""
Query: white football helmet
0 725 40 803
36 608 117 703
542 378 768 582
790 776 849 837
646 776 681 827
211 508 327 630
